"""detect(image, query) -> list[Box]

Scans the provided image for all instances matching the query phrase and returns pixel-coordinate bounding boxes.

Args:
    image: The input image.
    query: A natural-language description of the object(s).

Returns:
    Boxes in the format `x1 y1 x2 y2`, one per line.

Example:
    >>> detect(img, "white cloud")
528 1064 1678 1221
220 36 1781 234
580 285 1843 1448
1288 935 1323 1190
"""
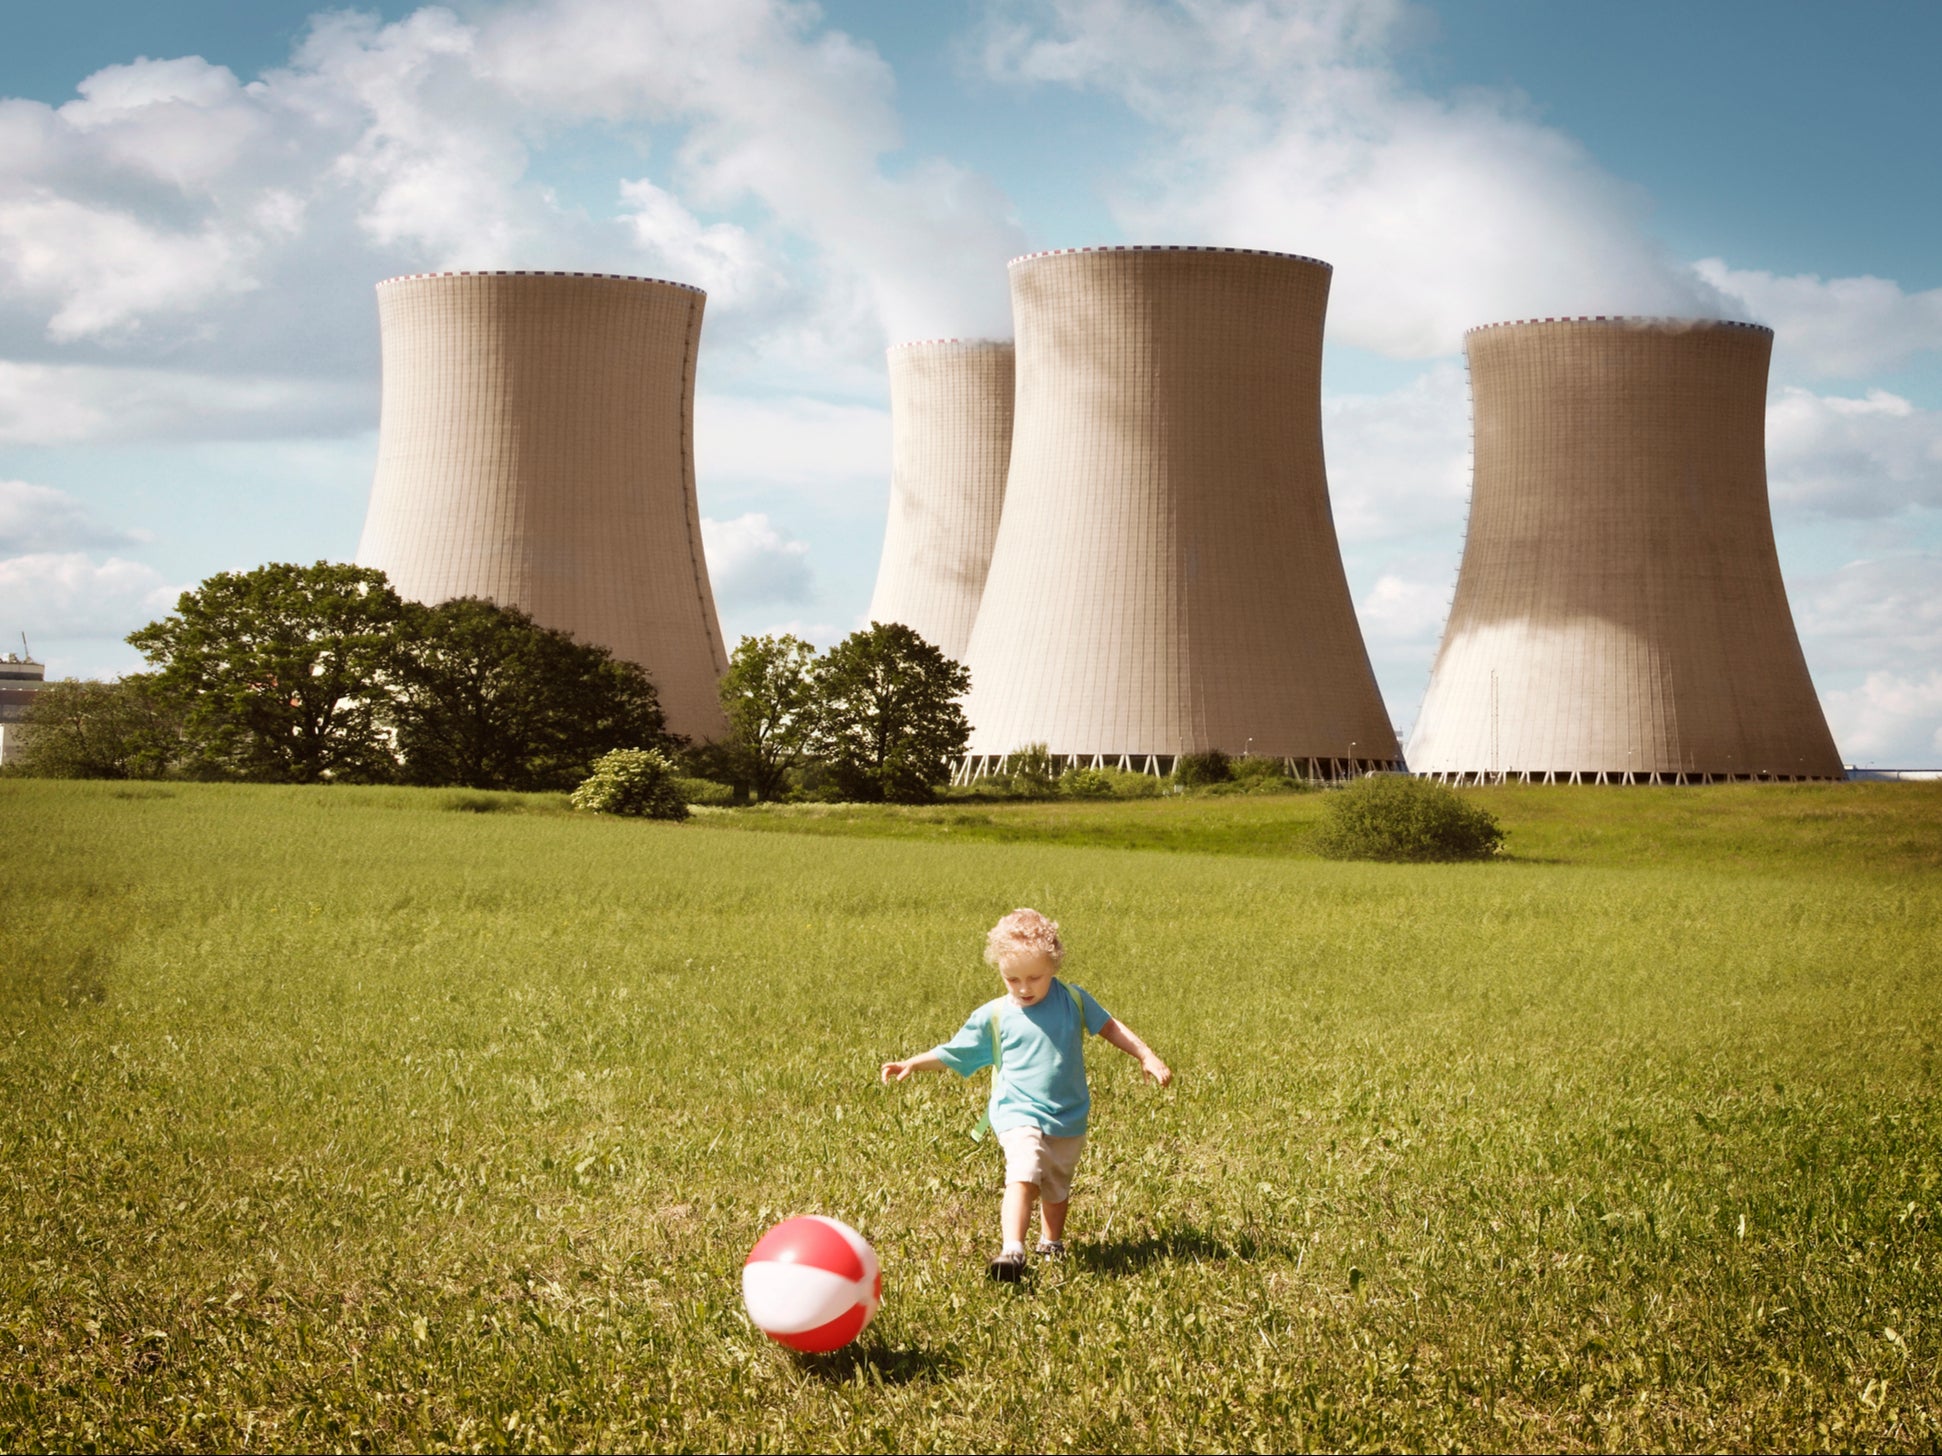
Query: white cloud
1766 387 1942 518
1324 362 1470 542
0 481 144 553
1820 670 1942 764
695 392 889 496
701 512 813 607
0 0 1023 396
1695 260 1942 379
0 551 182 638
1357 569 1449 648
0 360 370 444
1795 554 1942 672
980 0 1725 358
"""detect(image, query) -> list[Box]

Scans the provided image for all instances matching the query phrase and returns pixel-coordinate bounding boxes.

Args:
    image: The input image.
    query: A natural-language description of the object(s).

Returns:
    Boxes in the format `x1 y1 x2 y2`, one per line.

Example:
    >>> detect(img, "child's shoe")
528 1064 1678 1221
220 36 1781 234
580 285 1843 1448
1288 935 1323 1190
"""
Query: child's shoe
1035 1240 1066 1260
986 1249 1028 1282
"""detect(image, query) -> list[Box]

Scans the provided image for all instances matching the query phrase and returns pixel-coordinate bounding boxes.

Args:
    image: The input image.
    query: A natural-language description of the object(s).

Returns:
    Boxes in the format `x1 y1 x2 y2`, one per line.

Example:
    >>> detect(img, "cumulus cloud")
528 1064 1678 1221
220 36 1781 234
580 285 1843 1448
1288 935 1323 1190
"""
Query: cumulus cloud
0 0 1024 410
1766 387 1942 518
0 481 145 553
0 360 370 444
701 512 813 607
695 392 889 496
1795 554 1942 672
1695 260 1942 378
979 0 1725 357
1324 362 1470 542
0 551 182 638
1819 670 1942 764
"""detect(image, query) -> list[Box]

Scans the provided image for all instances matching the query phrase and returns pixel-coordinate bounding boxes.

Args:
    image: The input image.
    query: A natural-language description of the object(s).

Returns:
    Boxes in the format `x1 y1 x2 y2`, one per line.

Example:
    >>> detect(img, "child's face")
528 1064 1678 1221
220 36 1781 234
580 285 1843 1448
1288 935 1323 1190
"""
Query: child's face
998 952 1057 1006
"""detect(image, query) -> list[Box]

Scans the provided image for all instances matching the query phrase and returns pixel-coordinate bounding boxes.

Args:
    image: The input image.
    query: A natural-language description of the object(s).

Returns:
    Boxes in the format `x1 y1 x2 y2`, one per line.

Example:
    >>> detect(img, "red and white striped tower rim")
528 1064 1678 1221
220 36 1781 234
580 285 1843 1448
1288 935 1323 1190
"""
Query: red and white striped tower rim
1466 315 1772 337
1008 243 1332 270
376 268 706 296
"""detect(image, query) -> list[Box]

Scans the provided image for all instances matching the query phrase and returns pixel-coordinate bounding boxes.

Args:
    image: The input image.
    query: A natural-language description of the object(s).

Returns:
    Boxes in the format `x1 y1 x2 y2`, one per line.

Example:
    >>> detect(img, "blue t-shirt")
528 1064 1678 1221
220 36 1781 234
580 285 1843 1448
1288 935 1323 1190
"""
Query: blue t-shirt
931 979 1113 1138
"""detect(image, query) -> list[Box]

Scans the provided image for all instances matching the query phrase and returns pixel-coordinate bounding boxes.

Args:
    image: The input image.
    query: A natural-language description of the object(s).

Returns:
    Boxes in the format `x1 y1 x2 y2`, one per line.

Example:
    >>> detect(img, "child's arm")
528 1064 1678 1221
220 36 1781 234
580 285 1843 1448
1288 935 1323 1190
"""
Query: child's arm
881 1051 947 1083
1098 1018 1172 1086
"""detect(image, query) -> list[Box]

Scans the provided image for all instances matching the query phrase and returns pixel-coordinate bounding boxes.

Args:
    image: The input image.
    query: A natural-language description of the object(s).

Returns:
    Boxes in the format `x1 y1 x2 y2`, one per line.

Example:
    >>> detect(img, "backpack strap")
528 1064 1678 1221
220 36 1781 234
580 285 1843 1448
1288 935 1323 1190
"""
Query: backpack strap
970 1002 1004 1142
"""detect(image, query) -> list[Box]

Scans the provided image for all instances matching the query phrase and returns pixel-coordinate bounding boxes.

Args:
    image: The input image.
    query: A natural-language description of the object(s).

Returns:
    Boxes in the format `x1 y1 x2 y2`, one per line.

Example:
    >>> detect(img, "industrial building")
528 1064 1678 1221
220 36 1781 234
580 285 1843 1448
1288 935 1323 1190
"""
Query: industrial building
1407 316 1843 783
866 339 1014 663
0 651 47 766
960 246 1400 778
355 270 730 741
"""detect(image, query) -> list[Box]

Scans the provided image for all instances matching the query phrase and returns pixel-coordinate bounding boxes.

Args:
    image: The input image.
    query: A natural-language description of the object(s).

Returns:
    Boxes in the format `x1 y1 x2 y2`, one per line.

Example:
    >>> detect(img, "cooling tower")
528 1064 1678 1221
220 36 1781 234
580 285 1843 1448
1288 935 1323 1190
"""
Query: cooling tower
356 270 729 741
1407 316 1842 783
961 246 1399 777
865 340 1014 663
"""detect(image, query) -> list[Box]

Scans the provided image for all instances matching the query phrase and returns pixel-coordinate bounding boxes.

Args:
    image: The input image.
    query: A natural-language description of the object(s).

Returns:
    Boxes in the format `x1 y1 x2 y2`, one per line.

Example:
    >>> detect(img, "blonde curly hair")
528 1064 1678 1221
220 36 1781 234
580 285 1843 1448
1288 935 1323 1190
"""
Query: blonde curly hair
984 907 1065 969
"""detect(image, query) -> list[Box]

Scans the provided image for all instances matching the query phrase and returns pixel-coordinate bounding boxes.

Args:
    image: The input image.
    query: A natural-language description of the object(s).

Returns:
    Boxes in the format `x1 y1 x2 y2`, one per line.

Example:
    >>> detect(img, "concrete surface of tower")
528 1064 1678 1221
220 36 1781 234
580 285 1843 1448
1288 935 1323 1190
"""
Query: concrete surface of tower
355 270 729 741
960 246 1398 777
866 340 1014 663
1407 316 1842 783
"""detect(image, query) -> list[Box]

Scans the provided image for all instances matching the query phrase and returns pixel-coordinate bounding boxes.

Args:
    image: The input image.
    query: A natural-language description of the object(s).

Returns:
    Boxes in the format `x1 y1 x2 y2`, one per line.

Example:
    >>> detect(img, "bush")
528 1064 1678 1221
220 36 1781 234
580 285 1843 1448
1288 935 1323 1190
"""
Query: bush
1007 743 1057 795
570 749 689 820
1173 750 1233 787
1059 768 1115 799
673 775 736 807
1312 774 1504 863
1093 767 1164 798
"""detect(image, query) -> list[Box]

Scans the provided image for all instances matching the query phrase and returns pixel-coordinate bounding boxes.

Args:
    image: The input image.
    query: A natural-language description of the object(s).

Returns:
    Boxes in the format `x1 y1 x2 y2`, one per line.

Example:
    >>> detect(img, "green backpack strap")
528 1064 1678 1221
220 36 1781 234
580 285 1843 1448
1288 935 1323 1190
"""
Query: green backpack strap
970 1003 1004 1142
969 983 1088 1142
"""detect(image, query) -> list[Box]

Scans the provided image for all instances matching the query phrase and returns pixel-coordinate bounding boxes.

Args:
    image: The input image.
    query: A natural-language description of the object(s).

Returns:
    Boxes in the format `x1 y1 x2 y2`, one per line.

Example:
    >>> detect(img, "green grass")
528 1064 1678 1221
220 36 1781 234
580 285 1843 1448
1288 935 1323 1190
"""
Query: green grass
3 778 1938 1451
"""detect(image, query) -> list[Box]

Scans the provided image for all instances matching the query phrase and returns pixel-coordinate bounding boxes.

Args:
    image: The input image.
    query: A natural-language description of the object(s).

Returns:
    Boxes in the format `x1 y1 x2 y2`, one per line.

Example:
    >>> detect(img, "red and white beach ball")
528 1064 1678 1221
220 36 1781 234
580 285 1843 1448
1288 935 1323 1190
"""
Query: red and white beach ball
741 1215 881 1353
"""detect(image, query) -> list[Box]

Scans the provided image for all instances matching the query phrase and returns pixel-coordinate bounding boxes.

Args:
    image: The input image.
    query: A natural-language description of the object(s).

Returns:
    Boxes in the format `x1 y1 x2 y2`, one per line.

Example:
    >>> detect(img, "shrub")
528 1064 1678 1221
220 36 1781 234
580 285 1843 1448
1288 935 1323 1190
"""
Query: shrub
1007 743 1058 795
1059 768 1115 799
1089 767 1163 798
1312 774 1504 863
1174 750 1234 787
570 748 689 820
673 775 736 807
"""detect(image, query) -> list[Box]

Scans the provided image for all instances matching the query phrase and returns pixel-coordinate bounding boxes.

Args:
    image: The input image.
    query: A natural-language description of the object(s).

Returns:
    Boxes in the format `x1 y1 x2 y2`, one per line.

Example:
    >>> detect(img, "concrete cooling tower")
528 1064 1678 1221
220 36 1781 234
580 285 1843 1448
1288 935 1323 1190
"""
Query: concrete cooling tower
356 270 729 741
960 246 1399 778
1407 316 1842 783
866 340 1014 663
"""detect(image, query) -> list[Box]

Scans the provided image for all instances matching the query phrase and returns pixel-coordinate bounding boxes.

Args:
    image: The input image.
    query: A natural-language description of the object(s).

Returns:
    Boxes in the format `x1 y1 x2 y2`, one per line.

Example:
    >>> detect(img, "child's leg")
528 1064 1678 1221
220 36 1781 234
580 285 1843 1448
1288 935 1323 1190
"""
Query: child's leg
1002 1180 1037 1249
1040 1198 1069 1242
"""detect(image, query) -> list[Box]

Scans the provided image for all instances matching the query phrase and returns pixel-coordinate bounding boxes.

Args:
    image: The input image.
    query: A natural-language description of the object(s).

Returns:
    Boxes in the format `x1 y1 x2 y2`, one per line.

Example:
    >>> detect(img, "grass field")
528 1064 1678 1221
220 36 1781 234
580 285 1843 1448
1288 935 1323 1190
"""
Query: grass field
4 778 1939 1451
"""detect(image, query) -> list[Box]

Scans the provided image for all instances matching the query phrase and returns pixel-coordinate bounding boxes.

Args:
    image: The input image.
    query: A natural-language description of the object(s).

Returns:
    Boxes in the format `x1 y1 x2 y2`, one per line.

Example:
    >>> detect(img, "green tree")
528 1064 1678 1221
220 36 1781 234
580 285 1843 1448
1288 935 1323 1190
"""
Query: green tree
11 676 181 780
813 622 970 803
388 597 670 790
717 633 819 800
127 561 404 783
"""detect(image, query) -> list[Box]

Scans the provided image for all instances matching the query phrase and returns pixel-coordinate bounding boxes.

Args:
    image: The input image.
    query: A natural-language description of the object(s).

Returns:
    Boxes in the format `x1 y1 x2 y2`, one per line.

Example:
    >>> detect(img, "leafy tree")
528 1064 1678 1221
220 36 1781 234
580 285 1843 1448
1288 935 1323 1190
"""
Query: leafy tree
813 622 970 803
717 633 819 800
12 676 181 780
388 597 669 790
127 562 404 783
570 747 689 820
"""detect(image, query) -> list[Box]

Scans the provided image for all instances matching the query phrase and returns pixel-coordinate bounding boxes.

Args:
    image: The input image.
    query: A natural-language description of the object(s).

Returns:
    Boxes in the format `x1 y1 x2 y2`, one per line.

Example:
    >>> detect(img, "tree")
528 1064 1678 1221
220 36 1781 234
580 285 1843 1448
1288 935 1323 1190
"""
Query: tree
717 633 819 800
127 562 404 783
388 597 670 790
813 622 970 802
12 676 181 779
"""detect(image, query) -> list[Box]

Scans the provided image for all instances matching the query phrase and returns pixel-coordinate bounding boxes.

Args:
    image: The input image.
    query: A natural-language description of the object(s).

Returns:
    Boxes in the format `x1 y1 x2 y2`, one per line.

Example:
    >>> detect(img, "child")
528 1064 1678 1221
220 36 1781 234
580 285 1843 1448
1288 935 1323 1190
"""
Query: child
880 907 1172 1280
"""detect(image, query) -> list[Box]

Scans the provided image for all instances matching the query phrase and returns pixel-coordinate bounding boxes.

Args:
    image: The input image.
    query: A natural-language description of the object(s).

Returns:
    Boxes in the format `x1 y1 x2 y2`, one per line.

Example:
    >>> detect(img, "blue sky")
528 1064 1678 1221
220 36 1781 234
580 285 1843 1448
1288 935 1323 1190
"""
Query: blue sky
2 0 1938 761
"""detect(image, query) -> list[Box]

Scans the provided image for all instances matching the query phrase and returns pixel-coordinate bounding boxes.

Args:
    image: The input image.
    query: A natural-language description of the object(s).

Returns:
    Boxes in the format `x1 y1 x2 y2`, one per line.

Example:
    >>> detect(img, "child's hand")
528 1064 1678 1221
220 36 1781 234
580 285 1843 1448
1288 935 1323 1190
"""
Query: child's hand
1141 1054 1173 1087
881 1059 916 1083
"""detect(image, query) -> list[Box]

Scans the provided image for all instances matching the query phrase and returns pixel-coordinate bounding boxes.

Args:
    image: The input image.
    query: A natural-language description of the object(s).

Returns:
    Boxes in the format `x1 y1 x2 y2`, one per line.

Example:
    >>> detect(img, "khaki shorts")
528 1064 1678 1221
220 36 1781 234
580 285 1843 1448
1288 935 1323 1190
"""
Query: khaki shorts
996 1127 1086 1202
